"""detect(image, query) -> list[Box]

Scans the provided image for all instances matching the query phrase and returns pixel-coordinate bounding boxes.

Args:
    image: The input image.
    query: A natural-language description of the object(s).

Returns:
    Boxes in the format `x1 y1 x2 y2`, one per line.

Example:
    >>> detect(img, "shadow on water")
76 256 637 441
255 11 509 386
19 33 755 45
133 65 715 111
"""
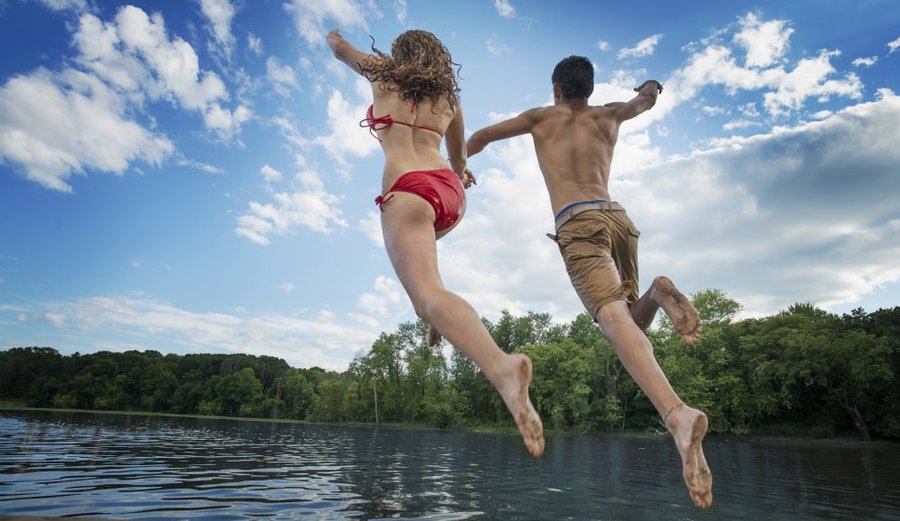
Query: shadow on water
1 410 899 520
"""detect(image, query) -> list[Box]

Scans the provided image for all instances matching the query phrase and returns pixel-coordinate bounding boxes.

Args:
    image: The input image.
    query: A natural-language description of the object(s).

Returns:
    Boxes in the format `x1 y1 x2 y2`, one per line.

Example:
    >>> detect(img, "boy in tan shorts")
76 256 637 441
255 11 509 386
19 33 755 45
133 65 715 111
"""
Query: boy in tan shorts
467 56 713 509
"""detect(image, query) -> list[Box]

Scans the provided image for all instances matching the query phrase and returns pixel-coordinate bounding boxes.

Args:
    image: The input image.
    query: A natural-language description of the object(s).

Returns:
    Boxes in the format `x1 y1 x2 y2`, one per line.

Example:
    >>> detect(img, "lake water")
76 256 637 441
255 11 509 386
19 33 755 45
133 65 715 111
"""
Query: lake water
1 410 898 520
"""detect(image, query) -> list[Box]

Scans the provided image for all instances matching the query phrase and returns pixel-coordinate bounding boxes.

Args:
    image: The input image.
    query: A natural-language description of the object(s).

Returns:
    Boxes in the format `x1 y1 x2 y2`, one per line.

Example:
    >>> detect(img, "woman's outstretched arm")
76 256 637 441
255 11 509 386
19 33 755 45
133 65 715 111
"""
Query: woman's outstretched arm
327 29 373 75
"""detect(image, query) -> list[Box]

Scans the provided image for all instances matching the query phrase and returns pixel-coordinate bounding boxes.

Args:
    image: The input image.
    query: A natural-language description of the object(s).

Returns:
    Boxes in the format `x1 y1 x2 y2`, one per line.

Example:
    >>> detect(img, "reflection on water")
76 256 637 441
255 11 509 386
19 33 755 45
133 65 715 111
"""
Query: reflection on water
1 410 899 520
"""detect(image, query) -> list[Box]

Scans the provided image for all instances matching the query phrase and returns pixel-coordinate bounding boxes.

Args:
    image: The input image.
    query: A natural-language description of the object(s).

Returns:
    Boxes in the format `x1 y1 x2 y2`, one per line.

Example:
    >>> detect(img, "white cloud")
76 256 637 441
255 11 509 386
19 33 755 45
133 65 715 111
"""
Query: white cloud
266 56 299 97
176 157 223 174
358 275 405 317
393 0 407 24
761 50 862 117
203 103 252 139
617 34 662 60
662 30 862 120
113 7 227 110
40 295 374 370
260 164 284 183
722 119 761 132
0 68 173 192
314 80 380 165
235 168 349 244
701 105 728 116
458 91 900 324
852 56 877 68
888 37 900 54
733 12 792 68
37 0 86 11
358 210 384 247
277 283 296 293
44 313 66 327
487 35 512 56
439 137 579 320
199 0 237 57
283 0 369 47
73 6 250 139
596 40 610 52
247 33 264 56
739 102 760 118
494 0 515 18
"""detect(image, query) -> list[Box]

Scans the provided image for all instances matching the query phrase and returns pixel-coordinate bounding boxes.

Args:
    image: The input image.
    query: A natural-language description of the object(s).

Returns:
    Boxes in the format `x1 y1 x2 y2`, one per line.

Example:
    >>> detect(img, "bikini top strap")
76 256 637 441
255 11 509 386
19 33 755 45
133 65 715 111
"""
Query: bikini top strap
360 104 444 139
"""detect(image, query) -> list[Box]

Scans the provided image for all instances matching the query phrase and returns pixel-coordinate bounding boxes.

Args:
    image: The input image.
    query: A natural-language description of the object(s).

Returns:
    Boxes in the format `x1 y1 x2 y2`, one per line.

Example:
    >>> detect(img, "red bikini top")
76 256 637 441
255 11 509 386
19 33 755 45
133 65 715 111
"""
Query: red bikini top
360 105 443 141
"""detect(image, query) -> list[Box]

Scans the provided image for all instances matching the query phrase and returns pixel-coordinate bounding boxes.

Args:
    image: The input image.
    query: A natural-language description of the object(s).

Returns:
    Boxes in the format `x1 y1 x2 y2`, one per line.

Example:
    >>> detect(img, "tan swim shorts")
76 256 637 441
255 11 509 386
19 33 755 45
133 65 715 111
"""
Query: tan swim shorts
548 202 640 320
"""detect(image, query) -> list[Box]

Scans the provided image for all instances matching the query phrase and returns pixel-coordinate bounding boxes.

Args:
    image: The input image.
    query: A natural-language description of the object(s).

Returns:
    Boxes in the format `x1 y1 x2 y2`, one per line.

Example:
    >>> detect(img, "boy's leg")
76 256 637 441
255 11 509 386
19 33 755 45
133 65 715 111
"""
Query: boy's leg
596 301 712 509
629 276 703 345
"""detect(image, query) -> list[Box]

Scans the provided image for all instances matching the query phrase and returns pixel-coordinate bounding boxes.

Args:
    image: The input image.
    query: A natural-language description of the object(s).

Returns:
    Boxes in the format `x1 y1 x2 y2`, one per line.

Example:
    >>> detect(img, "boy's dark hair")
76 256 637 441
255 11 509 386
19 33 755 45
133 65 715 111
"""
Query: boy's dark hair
551 56 594 99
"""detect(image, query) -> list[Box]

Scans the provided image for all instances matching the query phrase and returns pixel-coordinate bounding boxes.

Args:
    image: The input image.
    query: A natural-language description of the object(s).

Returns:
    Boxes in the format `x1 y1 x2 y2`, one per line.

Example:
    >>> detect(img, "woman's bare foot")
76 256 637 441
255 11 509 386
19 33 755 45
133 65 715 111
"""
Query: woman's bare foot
651 276 702 345
427 324 442 346
495 353 544 458
665 404 713 509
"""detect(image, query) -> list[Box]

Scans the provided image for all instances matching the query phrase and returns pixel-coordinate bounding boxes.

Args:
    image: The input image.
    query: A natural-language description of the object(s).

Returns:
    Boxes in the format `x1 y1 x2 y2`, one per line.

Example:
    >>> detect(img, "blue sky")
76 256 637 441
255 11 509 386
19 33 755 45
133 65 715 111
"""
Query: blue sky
1 0 899 371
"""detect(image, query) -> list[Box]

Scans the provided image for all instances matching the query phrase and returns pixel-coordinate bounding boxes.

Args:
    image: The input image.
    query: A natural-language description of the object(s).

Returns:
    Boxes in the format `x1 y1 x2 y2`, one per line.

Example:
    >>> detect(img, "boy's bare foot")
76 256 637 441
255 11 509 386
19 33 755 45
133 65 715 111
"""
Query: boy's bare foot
651 276 702 345
665 403 713 509
496 353 544 458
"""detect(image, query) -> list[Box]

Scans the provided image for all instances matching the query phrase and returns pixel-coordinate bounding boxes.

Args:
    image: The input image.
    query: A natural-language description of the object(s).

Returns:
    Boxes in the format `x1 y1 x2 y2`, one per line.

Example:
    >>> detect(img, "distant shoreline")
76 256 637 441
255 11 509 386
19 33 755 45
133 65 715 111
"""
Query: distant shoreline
3 404 894 445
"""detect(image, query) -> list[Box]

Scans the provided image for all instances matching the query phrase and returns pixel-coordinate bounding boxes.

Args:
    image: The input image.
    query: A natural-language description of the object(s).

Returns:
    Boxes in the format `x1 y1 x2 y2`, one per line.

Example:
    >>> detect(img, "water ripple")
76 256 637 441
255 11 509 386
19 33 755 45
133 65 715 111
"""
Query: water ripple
2 412 900 520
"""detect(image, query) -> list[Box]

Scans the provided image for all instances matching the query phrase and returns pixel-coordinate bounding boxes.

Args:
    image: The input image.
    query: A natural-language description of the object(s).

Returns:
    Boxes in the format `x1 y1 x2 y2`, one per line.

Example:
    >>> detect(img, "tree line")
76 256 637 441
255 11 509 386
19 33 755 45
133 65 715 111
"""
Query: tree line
1 290 898 441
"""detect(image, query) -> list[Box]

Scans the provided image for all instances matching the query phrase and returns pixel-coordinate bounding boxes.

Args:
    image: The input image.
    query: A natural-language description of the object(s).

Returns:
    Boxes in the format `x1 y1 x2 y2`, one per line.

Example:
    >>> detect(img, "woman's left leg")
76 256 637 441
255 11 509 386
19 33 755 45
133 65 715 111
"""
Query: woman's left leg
379 192 544 457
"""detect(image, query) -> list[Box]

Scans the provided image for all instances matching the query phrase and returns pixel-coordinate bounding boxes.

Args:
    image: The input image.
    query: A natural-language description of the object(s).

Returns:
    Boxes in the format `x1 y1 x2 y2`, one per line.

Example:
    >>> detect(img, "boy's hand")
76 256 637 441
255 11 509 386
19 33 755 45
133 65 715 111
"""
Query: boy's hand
634 79 663 94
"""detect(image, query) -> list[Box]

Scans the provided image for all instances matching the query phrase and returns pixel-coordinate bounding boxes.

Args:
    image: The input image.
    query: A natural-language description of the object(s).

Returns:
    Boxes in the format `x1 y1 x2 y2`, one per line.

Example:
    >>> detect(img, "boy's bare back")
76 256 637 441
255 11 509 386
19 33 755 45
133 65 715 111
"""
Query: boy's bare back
467 80 660 215
527 103 624 212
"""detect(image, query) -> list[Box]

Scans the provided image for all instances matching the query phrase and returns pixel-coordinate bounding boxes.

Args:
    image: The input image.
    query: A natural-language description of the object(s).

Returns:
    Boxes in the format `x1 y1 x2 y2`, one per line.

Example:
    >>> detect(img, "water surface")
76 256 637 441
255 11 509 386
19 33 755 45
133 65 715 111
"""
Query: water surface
1 410 898 520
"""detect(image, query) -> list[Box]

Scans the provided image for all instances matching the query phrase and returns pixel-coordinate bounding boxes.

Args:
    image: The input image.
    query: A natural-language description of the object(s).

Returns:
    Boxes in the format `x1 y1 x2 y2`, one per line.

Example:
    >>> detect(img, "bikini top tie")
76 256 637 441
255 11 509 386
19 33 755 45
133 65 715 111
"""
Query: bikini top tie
360 104 443 141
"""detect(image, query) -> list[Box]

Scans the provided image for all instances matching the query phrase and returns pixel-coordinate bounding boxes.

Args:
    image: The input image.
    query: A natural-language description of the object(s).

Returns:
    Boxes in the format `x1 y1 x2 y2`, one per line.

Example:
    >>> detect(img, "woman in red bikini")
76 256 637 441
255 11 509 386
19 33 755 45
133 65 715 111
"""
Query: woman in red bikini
327 28 543 458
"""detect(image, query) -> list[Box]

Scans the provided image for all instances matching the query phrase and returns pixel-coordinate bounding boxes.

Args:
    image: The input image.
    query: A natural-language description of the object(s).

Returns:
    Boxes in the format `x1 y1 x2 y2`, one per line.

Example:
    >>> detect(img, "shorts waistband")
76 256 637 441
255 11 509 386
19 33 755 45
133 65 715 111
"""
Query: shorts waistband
555 201 625 232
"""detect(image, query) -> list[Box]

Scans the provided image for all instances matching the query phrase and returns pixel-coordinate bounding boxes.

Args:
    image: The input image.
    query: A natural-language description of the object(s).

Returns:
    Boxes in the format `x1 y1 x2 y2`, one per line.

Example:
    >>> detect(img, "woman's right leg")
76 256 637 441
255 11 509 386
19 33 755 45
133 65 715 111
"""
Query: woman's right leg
379 193 544 457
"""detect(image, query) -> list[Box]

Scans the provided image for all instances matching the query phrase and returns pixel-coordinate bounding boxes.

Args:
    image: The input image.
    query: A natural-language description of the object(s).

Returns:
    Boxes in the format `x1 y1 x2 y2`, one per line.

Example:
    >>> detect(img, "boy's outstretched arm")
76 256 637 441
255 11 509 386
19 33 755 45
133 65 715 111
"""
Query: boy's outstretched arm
603 80 663 122
466 109 539 157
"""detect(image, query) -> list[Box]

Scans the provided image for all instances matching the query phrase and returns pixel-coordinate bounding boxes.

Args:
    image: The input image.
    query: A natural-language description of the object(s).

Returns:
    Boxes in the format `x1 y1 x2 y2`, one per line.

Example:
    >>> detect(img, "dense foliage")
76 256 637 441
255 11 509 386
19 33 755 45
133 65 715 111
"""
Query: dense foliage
2 291 898 440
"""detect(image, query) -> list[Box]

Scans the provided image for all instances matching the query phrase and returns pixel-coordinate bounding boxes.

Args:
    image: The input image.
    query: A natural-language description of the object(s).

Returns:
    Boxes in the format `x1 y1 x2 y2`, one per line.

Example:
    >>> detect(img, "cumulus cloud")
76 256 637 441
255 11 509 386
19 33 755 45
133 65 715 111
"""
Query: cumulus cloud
0 69 173 192
199 0 237 57
439 136 579 319
314 79 380 165
494 0 515 18
260 163 284 184
852 56 877 68
39 295 374 369
596 40 611 52
357 275 405 318
733 12 792 68
888 37 900 54
247 33 264 56
266 56 299 97
460 92 900 322
358 210 384 247
283 0 368 47
75 6 252 138
487 35 512 56
234 167 349 245
37 0 86 11
393 0 407 24
658 15 862 121
1 7 232 191
617 34 662 60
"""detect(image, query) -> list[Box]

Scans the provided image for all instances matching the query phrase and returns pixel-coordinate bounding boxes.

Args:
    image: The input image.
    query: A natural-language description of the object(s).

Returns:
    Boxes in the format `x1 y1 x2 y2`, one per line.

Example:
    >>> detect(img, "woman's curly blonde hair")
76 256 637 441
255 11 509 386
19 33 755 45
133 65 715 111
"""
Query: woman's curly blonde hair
359 30 461 112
